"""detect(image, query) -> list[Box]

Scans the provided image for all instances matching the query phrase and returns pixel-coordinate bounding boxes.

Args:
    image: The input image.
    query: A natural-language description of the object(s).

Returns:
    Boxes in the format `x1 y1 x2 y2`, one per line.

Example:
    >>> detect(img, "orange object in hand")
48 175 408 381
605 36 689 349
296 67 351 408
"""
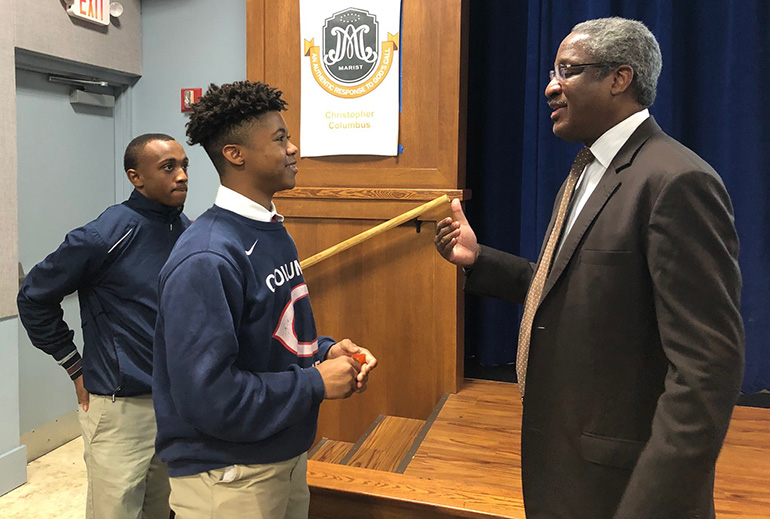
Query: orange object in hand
352 353 366 365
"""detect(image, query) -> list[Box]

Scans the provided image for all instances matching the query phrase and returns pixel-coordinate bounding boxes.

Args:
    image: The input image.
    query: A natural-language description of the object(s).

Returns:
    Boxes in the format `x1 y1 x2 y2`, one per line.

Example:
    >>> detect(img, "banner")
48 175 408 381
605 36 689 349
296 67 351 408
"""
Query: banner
299 1 401 157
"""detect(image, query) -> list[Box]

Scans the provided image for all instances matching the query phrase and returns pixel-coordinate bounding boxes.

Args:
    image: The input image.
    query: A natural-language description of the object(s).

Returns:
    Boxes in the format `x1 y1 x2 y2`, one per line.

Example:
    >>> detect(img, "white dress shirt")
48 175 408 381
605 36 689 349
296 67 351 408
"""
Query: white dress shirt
555 108 650 258
214 185 284 222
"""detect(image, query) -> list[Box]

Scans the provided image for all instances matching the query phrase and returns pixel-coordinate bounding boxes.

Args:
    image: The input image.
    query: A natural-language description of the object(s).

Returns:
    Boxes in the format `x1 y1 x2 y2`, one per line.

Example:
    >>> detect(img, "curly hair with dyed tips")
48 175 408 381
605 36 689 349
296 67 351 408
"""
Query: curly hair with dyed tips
185 80 288 174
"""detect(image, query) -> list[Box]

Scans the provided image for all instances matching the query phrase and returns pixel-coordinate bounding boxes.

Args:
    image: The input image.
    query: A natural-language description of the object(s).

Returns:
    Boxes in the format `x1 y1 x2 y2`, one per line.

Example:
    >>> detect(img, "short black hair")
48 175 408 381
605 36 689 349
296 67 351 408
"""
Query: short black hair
185 81 288 174
124 133 176 172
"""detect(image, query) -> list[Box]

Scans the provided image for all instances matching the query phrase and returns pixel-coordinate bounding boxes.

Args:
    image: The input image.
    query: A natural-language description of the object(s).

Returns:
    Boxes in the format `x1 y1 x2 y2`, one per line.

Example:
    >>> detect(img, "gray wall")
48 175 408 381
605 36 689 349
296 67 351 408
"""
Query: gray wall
4 0 140 317
0 319 25 497
1 0 141 496
0 0 25 497
16 67 121 458
1 2 19 320
16 0 141 76
133 0 246 218
3 0 246 496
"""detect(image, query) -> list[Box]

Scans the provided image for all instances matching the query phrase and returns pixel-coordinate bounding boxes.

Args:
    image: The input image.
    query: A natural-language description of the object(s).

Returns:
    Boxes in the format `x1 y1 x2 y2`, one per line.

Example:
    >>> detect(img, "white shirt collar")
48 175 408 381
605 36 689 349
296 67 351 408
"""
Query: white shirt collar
214 185 284 222
555 109 650 258
588 108 650 169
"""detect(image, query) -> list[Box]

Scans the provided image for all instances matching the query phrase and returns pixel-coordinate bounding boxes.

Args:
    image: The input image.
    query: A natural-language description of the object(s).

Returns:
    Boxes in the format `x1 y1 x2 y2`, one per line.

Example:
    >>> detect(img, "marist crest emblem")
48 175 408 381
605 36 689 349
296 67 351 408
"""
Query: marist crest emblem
304 6 399 99
322 8 379 84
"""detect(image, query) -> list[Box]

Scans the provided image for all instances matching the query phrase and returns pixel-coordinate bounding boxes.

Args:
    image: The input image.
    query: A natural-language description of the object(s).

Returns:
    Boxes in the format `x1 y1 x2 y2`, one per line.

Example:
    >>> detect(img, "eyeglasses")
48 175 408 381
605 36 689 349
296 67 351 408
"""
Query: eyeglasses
549 62 618 82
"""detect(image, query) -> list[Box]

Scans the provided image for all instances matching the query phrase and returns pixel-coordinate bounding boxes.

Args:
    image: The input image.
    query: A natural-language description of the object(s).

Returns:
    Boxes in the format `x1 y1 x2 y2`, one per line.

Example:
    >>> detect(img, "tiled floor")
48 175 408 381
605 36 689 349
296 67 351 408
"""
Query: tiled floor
0 438 86 519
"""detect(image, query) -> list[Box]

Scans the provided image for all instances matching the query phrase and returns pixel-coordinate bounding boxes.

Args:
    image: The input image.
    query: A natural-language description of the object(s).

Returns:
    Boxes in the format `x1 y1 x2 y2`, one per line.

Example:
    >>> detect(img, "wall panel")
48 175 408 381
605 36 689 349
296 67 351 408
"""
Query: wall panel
248 0 469 441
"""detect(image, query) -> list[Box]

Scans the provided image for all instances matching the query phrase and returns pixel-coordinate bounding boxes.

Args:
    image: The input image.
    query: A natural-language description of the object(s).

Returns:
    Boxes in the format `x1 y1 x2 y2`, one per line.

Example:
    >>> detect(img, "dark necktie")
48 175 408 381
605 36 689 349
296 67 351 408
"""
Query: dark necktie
516 146 594 398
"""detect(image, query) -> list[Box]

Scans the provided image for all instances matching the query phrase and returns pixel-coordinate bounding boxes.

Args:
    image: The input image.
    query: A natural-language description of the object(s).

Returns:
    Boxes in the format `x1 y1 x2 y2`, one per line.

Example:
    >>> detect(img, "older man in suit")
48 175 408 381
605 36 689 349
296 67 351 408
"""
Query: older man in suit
435 17 744 519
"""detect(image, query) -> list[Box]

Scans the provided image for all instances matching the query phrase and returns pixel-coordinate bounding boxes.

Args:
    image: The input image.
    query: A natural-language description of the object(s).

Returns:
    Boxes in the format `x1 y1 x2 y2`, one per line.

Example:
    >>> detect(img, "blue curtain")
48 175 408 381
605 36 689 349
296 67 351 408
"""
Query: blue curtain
464 0 770 393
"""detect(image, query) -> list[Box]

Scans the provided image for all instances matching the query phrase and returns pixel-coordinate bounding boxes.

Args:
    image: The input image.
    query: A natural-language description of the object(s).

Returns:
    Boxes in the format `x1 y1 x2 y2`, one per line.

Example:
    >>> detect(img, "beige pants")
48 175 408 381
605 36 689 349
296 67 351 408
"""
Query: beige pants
169 453 310 519
78 393 170 519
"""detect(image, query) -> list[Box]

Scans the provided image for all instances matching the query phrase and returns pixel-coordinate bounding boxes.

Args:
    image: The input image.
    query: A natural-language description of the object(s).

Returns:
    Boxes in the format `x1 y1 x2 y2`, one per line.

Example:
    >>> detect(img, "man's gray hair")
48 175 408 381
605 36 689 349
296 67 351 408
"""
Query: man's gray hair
572 17 662 108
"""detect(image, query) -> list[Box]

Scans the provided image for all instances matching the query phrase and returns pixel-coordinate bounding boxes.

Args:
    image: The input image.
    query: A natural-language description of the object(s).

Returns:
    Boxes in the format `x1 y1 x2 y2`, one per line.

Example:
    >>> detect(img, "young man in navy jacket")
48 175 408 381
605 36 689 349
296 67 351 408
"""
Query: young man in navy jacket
153 80 377 519
18 133 190 519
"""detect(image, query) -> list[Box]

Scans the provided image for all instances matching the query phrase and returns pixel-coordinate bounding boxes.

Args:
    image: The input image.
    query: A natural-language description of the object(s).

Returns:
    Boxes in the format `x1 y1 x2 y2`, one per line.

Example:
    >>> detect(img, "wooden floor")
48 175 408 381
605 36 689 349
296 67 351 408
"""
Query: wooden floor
412 379 770 517
310 378 770 518
713 405 770 517
405 379 522 496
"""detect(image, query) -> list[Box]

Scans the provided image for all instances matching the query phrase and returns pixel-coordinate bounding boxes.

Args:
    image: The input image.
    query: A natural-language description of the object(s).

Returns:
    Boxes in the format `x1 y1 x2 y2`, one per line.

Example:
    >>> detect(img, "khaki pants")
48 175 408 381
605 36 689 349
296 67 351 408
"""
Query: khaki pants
169 453 310 519
78 394 170 519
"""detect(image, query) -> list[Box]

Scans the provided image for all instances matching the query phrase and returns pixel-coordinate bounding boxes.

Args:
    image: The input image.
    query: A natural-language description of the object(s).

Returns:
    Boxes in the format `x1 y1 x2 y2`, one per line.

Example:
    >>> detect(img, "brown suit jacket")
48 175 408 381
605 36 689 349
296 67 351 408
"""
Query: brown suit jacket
466 117 744 519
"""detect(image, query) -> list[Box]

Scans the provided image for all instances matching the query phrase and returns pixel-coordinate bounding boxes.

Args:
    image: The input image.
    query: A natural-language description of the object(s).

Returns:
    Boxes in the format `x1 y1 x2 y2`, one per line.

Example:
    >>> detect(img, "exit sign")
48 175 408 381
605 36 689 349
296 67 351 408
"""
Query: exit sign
67 0 109 26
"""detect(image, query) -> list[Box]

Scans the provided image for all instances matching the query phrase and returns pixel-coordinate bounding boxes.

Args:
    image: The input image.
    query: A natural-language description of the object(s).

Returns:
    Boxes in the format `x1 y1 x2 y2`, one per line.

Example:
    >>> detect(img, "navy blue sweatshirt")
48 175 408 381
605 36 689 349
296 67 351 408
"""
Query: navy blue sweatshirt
17 190 190 396
153 205 334 477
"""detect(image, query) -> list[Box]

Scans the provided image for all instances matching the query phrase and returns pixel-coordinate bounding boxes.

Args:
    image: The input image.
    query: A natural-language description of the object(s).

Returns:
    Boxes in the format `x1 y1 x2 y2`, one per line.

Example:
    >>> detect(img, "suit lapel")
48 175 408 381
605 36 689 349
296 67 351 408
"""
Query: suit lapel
538 117 662 305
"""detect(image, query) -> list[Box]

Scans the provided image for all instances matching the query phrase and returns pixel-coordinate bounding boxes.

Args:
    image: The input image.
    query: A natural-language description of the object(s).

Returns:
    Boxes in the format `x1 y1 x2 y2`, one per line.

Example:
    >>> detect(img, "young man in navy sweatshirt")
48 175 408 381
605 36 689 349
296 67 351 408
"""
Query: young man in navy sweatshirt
153 80 377 519
18 133 191 519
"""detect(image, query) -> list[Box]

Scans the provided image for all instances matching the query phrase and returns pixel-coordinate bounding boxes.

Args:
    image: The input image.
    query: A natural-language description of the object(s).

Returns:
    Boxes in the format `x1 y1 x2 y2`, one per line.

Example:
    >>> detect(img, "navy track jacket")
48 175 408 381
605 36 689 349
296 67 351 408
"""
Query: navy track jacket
18 190 190 397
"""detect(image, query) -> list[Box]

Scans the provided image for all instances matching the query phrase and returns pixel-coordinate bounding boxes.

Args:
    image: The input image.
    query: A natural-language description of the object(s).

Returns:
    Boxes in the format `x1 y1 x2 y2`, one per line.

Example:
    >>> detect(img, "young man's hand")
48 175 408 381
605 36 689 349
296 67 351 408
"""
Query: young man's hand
316 356 359 399
73 375 90 411
325 339 377 392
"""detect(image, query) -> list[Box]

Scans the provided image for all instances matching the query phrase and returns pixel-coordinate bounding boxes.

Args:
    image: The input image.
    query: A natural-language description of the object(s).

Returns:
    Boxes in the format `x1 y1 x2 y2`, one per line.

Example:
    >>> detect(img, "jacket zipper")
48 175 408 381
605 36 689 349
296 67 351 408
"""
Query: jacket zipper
110 340 122 400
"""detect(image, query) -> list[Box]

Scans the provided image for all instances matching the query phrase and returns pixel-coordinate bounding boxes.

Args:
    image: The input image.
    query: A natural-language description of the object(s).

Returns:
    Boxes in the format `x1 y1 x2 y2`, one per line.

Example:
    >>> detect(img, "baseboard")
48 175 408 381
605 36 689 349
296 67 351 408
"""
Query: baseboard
0 445 27 497
20 410 80 462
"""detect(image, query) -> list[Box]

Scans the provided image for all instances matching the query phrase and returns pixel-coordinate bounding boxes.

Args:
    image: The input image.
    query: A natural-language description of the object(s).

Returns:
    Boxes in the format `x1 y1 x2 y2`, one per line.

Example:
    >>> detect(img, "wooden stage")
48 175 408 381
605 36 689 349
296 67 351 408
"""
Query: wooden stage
308 379 770 518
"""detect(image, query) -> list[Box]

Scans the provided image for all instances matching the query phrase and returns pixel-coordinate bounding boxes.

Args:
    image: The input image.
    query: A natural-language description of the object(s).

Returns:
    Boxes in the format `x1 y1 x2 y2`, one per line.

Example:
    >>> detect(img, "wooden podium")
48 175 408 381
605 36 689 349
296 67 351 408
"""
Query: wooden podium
247 0 470 443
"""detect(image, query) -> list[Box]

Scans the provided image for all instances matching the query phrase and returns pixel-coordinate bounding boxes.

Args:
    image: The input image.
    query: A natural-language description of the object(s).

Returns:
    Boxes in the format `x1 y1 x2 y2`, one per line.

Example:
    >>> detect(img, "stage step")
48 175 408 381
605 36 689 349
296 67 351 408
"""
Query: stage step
307 460 522 519
343 415 425 472
308 388 522 518
307 386 523 519
308 438 354 464
310 410 435 473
